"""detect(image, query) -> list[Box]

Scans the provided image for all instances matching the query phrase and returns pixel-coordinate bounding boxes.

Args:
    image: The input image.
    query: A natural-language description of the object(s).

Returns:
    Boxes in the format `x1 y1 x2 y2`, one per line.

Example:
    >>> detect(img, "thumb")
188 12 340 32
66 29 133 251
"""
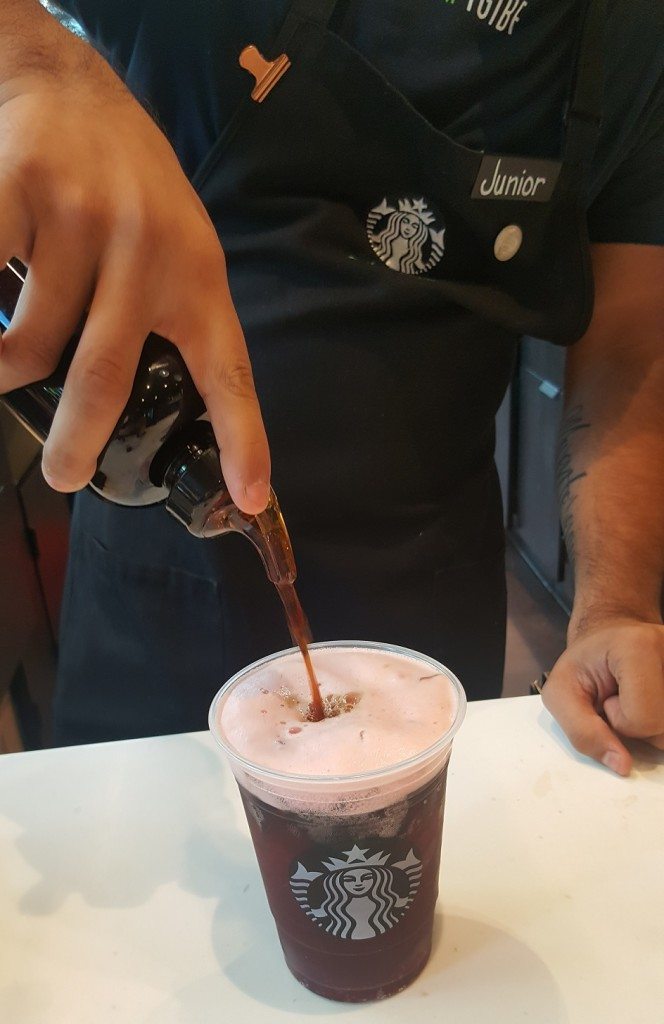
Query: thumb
541 658 632 776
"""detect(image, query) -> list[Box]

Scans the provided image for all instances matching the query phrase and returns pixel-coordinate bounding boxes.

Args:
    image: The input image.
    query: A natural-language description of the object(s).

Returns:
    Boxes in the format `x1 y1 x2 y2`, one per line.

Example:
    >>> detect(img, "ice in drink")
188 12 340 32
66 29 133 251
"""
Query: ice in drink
209 641 466 1001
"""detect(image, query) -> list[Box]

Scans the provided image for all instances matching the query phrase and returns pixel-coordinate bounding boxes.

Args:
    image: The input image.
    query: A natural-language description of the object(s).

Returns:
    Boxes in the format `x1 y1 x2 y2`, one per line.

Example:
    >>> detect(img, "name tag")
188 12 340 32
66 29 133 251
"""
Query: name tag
471 155 561 202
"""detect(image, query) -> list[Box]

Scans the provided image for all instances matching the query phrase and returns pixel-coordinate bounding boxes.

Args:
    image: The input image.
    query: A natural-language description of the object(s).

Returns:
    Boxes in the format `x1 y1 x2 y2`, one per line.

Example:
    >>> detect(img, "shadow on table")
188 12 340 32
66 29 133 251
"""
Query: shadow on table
537 707 664 783
187 911 566 1019
210 887 355 1016
2 733 568 1021
424 912 568 1021
0 733 251 914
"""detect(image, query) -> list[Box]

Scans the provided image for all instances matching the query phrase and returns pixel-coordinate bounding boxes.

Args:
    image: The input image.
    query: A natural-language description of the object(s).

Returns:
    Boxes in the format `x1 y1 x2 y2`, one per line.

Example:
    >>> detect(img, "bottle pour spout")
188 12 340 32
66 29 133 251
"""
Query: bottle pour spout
160 422 296 585
201 491 297 585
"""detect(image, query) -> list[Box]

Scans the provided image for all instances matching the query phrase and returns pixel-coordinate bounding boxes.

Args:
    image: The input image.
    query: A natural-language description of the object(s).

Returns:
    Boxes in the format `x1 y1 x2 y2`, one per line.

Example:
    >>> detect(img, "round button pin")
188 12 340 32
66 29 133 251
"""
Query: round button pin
494 225 523 262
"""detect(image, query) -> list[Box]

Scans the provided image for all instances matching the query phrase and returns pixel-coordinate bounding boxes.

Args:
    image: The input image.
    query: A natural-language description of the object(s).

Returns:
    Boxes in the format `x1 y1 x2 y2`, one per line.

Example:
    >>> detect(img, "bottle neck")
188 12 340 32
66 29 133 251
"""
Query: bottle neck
158 422 296 584
203 491 297 584
159 420 228 534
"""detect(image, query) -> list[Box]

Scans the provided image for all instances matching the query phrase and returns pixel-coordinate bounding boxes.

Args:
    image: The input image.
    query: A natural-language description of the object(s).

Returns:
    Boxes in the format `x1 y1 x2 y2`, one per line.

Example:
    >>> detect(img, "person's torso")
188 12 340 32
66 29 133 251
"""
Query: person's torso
54 1 659 529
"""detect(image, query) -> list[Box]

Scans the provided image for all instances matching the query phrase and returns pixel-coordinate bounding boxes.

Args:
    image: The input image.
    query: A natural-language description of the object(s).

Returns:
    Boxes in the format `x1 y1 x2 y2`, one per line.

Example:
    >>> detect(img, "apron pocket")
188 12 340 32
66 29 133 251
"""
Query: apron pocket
54 530 227 746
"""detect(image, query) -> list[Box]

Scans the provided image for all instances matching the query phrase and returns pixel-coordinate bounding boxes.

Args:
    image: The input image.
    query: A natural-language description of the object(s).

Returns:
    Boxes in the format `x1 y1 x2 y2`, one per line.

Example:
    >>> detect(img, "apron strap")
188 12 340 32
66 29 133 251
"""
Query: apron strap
272 0 339 51
563 0 607 171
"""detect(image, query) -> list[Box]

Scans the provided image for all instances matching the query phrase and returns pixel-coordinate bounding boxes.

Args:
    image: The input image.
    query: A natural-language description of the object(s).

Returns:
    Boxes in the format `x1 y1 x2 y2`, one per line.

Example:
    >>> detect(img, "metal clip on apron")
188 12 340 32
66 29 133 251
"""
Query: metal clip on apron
54 0 606 746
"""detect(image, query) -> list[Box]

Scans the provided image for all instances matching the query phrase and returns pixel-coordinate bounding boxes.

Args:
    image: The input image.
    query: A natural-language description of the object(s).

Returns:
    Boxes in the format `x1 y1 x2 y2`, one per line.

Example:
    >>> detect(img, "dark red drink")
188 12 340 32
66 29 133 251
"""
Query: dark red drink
209 642 466 1002
238 767 448 1001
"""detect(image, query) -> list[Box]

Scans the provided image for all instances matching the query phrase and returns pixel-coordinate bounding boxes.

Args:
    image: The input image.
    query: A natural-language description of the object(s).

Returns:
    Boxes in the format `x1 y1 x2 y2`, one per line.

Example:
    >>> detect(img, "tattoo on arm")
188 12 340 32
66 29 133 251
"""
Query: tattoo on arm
556 404 590 564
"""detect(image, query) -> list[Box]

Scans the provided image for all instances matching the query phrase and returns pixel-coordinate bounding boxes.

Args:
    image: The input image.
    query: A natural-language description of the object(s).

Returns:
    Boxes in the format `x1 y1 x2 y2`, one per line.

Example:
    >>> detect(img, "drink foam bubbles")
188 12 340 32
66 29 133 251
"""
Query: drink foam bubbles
218 646 458 780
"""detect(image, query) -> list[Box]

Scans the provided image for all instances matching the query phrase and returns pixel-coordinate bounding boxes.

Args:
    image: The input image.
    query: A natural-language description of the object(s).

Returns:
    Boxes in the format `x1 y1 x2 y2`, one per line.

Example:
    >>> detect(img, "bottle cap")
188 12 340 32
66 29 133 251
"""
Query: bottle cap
163 423 231 536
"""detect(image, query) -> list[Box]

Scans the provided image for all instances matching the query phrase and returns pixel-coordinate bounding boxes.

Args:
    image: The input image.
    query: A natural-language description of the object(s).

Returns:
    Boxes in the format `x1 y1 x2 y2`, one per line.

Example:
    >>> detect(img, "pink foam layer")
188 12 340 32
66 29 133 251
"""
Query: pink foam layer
218 647 458 777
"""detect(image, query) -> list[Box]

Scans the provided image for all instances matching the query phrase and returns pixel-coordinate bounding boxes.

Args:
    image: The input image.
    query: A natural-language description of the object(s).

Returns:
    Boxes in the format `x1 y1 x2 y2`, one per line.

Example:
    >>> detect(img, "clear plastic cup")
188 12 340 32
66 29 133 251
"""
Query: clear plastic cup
209 641 466 1002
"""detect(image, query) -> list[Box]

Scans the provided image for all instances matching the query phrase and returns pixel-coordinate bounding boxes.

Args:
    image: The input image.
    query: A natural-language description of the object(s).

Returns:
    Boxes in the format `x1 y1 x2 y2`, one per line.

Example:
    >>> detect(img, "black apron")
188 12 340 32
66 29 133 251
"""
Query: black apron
54 0 604 745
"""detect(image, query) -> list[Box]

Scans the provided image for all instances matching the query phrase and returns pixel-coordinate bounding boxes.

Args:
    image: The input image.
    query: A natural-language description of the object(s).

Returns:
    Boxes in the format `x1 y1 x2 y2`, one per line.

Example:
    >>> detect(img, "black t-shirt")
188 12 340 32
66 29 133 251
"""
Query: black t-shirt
57 0 663 245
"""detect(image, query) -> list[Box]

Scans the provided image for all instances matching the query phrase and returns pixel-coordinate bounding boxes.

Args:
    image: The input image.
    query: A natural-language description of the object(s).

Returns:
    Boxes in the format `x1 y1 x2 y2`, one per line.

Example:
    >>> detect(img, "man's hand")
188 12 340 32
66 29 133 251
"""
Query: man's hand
542 618 664 776
545 242 664 774
0 1 270 513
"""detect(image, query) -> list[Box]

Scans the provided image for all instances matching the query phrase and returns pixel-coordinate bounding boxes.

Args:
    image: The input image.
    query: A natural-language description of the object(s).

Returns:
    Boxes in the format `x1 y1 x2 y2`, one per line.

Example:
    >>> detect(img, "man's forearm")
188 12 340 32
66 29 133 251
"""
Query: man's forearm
0 1 57 75
0 1 90 92
559 393 664 636
558 245 664 641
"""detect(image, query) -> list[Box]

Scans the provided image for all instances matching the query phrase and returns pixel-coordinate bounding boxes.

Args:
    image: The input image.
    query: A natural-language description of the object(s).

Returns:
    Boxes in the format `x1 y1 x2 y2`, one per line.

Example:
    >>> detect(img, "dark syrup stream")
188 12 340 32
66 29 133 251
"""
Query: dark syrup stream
218 493 325 721
276 582 326 722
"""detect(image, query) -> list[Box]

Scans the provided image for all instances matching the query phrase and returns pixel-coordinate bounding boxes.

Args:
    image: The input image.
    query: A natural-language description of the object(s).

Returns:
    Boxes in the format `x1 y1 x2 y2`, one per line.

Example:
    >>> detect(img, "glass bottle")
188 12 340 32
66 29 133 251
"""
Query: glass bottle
0 261 295 584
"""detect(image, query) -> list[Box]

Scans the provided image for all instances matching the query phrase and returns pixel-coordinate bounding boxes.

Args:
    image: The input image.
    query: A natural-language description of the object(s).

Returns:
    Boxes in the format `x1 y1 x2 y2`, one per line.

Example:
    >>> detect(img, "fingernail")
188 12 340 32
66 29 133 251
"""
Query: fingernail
601 751 623 774
244 480 270 509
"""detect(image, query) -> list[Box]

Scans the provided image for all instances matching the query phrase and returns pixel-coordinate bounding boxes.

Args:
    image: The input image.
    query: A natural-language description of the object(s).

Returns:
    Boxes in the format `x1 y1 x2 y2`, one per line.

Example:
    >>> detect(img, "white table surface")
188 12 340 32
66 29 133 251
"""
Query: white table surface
0 695 662 1024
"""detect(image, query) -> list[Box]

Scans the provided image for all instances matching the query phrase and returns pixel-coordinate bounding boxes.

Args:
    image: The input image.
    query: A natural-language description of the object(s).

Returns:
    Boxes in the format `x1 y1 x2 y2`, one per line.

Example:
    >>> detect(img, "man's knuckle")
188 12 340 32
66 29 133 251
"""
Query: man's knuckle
18 151 48 192
71 352 127 395
636 711 664 736
118 217 151 254
61 183 104 231
182 223 224 271
641 629 664 656
218 359 256 400
198 357 256 403
112 190 163 249
195 246 226 288
6 327 59 380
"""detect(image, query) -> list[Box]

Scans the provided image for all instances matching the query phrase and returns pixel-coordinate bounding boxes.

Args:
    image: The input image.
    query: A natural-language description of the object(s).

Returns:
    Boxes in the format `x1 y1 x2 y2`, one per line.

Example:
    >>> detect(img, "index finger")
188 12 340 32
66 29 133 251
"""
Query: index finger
177 293 270 515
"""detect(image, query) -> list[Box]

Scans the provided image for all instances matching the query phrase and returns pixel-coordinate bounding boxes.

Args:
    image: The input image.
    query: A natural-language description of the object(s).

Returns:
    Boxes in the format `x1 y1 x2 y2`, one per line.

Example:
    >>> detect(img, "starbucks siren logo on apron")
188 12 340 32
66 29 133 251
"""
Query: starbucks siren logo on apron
367 197 445 275
290 844 422 940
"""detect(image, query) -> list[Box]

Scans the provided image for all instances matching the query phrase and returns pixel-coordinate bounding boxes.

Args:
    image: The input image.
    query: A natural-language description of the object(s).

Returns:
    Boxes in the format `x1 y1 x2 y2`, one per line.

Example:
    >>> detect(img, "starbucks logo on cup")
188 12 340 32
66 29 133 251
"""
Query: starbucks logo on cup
290 843 422 940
